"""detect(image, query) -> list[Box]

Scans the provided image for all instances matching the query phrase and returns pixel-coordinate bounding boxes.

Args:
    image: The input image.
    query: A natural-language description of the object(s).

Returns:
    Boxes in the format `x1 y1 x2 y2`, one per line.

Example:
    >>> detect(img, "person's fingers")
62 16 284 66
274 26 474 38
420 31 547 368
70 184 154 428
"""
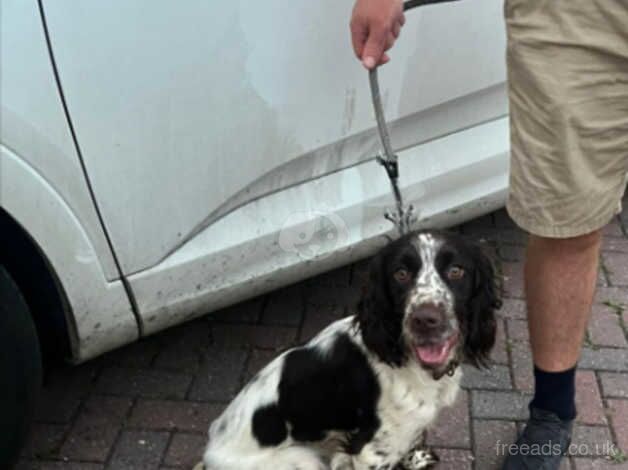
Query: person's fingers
400 12 406 26
384 32 395 51
361 25 387 69
392 21 401 39
380 53 391 65
350 17 368 59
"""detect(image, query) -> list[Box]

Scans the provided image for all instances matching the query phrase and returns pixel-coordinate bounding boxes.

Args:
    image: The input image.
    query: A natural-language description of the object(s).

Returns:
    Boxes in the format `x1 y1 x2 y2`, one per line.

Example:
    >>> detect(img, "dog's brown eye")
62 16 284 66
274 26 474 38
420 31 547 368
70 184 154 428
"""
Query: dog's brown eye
394 269 411 283
447 266 465 280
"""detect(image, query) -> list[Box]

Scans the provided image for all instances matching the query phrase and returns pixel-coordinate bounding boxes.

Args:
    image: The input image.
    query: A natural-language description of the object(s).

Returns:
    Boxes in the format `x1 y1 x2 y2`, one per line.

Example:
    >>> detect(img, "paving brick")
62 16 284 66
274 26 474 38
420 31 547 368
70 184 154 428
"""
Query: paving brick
426 390 471 448
501 229 528 245
471 390 530 420
602 236 628 254
96 367 193 400
621 197 628 220
598 266 609 288
211 324 297 351
608 399 628 452
21 424 66 459
571 425 614 455
15 462 104 470
187 348 247 402
261 284 304 326
210 296 265 324
573 458 628 470
303 283 361 309
461 213 495 232
350 258 371 288
163 433 207 468
603 219 625 238
34 363 98 423
507 319 529 343
498 243 525 263
499 298 527 320
490 319 509 365
303 265 352 287
152 321 212 372
510 341 534 393
473 419 517 470
594 287 628 310
501 262 524 299
580 348 628 372
299 304 346 342
102 339 162 369
432 448 474 470
461 364 511 390
575 371 607 425
603 253 628 286
462 224 524 246
480 242 500 264
599 372 628 398
60 395 132 462
106 430 169 470
494 210 519 230
244 348 279 382
461 222 498 245
589 305 627 348
129 400 222 433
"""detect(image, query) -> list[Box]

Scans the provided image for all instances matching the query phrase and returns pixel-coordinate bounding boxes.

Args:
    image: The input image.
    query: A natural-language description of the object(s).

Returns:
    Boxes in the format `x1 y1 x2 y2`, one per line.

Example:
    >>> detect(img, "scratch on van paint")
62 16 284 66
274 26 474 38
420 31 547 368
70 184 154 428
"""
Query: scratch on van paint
342 88 356 135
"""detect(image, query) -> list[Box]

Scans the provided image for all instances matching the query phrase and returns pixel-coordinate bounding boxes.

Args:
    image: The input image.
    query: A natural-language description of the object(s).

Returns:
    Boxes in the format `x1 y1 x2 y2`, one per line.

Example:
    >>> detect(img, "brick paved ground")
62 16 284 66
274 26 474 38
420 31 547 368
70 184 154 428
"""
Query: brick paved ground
16 206 628 470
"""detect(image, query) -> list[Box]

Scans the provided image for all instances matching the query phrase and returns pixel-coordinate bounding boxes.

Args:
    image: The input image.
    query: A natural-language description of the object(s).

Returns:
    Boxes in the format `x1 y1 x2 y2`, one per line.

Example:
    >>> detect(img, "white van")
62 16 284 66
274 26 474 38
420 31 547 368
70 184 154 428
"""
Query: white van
0 0 508 464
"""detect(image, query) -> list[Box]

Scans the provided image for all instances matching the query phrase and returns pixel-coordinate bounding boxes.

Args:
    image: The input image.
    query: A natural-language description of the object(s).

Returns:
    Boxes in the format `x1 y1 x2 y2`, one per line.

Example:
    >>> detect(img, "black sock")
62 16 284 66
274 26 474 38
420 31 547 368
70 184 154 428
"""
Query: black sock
530 365 577 421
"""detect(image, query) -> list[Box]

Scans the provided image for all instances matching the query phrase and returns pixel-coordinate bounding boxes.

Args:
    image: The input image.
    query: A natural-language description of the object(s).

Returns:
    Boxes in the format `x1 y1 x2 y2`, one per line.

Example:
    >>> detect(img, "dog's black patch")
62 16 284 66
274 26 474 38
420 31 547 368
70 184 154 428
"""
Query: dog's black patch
252 404 287 446
251 333 380 452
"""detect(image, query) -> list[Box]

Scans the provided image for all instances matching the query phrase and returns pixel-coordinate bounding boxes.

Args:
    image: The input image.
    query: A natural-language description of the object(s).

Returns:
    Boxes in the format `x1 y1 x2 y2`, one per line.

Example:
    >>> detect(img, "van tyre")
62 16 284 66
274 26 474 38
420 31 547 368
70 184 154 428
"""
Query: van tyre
0 265 42 468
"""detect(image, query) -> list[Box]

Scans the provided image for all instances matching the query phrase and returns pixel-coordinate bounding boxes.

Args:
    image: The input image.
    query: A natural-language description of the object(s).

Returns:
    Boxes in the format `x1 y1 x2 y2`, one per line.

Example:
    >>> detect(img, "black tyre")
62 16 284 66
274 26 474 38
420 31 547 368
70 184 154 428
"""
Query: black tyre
0 264 42 468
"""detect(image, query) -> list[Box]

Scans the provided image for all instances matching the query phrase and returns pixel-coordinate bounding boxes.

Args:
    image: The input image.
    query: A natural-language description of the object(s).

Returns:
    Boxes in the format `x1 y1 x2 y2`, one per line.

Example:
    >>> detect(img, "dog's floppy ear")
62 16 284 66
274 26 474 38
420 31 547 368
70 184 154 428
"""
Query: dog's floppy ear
356 253 406 367
464 245 501 368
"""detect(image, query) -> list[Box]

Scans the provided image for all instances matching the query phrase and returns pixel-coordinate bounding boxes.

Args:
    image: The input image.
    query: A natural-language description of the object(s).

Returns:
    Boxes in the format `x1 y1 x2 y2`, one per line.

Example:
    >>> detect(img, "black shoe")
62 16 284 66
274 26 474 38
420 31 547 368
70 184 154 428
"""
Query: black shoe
501 406 574 470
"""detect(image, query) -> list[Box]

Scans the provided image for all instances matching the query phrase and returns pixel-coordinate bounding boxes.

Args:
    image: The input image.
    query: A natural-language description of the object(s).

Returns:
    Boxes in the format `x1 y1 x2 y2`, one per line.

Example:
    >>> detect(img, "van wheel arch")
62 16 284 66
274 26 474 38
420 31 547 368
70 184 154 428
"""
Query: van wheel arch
0 207 74 365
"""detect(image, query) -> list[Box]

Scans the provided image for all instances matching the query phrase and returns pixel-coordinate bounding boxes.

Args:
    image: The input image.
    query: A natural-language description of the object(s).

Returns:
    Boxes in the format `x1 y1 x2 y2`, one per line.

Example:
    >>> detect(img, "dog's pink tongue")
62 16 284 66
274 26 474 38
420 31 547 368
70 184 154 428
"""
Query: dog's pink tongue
415 343 449 366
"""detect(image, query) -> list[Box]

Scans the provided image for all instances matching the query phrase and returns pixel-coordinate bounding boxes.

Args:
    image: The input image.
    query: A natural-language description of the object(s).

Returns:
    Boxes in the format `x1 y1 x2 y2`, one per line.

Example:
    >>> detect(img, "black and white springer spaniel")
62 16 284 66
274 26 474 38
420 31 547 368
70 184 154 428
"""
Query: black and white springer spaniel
197 230 500 470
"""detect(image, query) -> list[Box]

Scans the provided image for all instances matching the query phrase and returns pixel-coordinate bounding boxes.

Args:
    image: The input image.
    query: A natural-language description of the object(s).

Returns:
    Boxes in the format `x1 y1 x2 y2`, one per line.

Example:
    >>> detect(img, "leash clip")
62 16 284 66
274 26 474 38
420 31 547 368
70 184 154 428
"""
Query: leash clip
376 154 399 180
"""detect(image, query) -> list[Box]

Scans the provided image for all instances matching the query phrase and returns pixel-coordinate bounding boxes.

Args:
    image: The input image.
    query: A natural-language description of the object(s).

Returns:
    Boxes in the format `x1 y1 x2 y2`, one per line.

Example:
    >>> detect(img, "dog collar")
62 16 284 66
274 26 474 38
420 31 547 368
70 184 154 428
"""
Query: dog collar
445 359 460 377
432 358 460 381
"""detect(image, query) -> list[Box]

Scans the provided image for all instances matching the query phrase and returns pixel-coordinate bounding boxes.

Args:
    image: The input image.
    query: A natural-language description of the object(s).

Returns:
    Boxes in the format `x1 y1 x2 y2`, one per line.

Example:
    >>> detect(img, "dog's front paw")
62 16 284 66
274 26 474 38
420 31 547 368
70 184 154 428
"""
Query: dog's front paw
399 448 439 470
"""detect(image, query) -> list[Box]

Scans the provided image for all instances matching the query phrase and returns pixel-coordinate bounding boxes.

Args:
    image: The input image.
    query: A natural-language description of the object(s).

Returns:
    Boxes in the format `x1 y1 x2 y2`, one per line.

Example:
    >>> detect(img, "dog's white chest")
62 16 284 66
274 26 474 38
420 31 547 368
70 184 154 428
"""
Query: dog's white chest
358 363 461 467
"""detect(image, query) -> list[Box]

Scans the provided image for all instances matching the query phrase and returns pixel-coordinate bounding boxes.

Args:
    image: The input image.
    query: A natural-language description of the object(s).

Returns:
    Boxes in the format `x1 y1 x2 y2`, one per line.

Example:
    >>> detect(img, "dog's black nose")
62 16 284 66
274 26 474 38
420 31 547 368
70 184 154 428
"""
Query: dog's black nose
410 304 446 334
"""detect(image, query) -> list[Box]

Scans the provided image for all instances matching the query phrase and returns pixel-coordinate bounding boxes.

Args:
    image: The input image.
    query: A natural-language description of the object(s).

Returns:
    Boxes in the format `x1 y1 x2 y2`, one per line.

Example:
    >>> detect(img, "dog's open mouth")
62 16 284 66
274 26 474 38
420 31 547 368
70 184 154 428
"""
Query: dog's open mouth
414 334 458 368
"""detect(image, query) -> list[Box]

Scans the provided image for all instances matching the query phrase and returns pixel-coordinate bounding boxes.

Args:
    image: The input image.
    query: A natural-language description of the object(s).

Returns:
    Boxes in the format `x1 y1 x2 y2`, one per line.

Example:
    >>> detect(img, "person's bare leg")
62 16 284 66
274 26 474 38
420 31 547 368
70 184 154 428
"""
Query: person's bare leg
502 230 601 469
525 230 601 371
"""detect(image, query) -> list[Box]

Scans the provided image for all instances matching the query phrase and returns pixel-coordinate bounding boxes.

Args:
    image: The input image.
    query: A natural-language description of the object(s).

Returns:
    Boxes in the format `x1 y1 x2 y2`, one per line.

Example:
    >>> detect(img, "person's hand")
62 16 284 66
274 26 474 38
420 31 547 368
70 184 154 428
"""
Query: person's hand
350 0 405 69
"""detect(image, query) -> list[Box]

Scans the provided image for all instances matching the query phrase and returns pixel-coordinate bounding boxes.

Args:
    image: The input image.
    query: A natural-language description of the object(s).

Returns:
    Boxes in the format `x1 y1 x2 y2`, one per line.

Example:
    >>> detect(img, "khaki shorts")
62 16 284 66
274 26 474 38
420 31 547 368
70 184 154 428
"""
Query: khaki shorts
505 0 628 238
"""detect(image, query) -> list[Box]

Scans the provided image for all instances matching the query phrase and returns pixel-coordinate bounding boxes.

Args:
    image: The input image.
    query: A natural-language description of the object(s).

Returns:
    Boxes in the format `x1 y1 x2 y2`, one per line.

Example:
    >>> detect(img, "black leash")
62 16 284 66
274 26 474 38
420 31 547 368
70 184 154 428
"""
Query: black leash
369 0 460 236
